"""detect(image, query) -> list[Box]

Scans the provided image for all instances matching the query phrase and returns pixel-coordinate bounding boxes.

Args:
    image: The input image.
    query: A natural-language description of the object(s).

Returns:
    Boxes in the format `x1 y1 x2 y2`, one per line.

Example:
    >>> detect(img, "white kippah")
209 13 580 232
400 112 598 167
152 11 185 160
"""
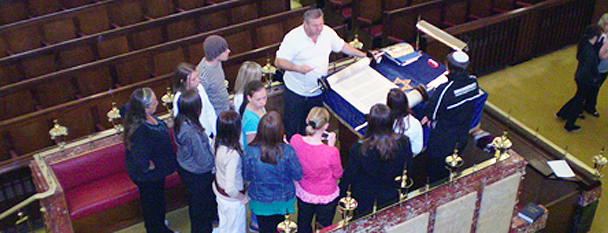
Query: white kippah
447 51 469 69
452 51 469 63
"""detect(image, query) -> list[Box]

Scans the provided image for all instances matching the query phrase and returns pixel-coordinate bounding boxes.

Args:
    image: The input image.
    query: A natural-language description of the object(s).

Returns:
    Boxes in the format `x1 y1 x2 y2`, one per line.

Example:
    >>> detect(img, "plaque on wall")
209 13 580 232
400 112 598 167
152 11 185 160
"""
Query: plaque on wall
385 212 429 233
476 173 522 232
434 192 478 233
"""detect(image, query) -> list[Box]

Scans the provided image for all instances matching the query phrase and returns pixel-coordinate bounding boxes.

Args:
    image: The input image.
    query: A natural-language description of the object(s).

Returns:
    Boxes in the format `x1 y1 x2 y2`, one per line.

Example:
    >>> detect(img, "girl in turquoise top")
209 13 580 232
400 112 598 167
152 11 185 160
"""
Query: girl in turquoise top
240 80 267 148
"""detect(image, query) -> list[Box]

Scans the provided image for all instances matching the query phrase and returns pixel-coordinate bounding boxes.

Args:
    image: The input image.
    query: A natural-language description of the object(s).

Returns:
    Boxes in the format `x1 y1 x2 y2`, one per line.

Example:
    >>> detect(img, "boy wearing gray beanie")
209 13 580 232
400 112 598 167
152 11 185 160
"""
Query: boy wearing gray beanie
196 35 231 116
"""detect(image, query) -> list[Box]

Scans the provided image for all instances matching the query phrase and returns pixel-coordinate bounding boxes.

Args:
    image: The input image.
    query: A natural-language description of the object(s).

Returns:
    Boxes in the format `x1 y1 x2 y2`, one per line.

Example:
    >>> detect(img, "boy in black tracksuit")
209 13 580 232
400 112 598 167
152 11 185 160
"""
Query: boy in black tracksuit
422 51 482 183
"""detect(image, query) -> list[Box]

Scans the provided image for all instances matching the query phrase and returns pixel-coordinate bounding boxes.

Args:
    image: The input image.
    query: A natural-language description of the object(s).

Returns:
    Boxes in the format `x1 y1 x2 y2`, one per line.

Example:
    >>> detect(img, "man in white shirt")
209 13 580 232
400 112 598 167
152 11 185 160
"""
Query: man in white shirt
275 8 366 138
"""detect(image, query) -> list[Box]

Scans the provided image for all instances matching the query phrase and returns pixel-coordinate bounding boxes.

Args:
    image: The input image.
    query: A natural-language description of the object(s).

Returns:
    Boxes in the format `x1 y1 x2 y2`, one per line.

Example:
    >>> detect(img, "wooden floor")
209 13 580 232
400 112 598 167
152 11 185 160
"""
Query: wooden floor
479 45 608 233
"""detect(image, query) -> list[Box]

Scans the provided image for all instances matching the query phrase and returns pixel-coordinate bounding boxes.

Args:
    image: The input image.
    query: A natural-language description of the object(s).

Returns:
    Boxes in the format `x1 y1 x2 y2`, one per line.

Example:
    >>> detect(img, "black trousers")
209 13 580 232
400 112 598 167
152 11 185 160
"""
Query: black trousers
257 214 285 233
584 73 607 113
296 197 339 233
558 82 595 128
134 178 173 233
177 167 216 233
283 88 323 139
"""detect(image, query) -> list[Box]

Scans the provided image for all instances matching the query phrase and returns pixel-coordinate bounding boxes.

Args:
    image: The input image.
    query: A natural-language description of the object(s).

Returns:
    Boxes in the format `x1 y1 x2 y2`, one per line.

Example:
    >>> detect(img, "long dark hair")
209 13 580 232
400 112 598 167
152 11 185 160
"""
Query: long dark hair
387 88 412 134
239 80 266 115
172 63 196 93
123 87 156 150
361 104 401 161
174 89 204 135
215 110 243 155
249 111 284 165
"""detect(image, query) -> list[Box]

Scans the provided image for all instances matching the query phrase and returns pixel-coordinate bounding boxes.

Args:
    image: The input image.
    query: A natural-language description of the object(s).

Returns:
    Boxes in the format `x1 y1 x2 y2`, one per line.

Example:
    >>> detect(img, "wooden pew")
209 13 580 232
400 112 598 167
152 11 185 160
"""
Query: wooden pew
0 0 196 56
423 0 594 75
0 22 346 163
0 7 308 122
0 1 115 55
0 0 265 85
0 0 99 25
382 0 470 45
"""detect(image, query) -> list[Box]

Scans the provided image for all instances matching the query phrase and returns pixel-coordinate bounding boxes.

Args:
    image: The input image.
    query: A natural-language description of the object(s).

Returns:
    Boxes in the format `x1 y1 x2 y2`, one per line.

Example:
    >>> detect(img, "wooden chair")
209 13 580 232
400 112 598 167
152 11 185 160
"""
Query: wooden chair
230 3 259 24
197 9 231 32
27 0 63 17
6 118 53 155
76 7 112 35
108 0 145 27
34 79 77 108
152 48 185 77
22 54 58 79
42 18 78 45
143 0 176 19
257 0 289 17
0 1 28 25
61 0 97 9
4 26 43 54
0 63 25 86
223 31 253 55
114 55 153 86
166 19 198 41
175 0 207 11
97 36 131 59
0 90 36 121
130 28 165 50
72 66 114 97
255 23 284 48
58 45 97 69
444 0 470 27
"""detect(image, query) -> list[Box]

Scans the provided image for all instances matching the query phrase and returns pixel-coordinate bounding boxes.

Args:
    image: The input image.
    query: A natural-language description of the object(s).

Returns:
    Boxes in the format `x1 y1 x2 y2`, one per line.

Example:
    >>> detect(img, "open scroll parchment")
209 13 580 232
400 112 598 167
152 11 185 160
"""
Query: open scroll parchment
328 58 398 114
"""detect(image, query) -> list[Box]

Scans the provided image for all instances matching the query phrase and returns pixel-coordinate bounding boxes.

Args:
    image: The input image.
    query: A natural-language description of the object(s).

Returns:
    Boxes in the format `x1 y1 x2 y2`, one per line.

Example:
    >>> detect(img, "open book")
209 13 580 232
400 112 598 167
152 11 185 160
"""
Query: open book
380 42 421 66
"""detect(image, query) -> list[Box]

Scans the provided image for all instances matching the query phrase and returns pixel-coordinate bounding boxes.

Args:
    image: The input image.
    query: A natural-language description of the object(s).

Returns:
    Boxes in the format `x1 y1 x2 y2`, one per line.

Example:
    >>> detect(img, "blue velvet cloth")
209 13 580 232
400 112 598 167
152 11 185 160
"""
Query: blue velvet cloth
323 52 487 142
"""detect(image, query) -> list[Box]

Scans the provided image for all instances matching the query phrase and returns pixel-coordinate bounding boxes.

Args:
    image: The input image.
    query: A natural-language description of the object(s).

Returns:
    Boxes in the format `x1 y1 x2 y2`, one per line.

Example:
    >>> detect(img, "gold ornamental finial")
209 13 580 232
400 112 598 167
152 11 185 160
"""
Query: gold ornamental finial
277 210 297 233
338 185 358 225
49 119 68 148
107 101 123 132
445 147 463 182
593 147 608 178
349 34 363 50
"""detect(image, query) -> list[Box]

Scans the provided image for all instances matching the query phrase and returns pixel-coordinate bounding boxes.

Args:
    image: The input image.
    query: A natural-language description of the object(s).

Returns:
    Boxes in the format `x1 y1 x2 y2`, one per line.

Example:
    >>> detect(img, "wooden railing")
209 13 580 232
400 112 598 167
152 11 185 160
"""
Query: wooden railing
423 0 595 75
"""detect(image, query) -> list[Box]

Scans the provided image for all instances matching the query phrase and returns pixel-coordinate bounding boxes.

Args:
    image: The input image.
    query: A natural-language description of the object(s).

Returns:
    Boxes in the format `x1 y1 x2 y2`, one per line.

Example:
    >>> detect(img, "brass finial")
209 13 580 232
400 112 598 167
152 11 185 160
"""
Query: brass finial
395 162 413 201
107 101 122 132
262 58 277 87
445 147 463 182
594 147 607 178
338 185 358 225
161 87 174 111
277 209 297 233
492 131 512 162
349 34 363 50
49 119 68 148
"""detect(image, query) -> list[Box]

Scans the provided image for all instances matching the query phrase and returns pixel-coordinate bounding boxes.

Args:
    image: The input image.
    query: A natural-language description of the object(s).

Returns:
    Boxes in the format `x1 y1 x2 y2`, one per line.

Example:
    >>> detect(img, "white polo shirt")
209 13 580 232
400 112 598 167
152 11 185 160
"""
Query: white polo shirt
276 25 345 96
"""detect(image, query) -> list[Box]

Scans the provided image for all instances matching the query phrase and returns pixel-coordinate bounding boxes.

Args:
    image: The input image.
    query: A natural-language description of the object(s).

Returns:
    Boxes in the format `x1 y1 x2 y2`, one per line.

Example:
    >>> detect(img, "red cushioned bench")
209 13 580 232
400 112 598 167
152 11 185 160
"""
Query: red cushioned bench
30 130 186 233
50 143 182 221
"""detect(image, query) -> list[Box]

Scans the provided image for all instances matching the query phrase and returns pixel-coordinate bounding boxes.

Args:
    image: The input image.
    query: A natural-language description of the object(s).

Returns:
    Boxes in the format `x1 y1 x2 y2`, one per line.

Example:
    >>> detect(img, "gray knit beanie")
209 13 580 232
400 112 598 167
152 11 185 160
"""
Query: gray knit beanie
204 35 228 60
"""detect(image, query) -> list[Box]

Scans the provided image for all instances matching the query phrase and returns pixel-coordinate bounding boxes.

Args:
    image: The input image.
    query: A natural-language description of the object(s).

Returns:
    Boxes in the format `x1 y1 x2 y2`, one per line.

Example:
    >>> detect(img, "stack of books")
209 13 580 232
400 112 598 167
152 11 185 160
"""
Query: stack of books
380 42 422 66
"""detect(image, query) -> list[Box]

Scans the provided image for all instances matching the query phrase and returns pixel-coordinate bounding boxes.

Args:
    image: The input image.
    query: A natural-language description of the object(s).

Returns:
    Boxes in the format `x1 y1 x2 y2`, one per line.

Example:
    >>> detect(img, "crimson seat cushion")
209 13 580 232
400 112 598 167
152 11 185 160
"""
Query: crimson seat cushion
66 172 138 220
51 143 126 190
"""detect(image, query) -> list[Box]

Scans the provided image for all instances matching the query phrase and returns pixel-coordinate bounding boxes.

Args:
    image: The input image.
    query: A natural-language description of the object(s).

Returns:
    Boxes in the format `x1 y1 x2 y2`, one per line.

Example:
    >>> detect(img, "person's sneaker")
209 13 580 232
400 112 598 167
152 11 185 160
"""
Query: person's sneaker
578 114 585 119
249 223 259 232
591 111 600 117
555 113 565 120
565 125 581 132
